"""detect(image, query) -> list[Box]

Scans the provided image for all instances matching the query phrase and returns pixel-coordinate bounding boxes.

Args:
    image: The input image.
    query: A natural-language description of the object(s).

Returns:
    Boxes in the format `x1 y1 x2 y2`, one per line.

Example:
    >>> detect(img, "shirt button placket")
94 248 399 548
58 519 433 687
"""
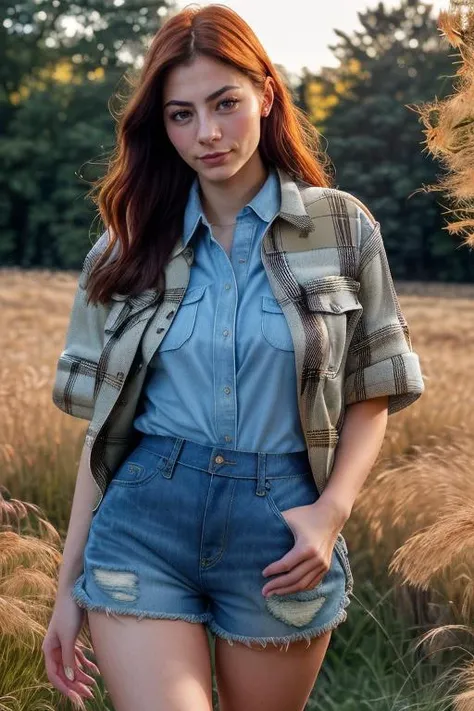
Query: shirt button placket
217 276 236 447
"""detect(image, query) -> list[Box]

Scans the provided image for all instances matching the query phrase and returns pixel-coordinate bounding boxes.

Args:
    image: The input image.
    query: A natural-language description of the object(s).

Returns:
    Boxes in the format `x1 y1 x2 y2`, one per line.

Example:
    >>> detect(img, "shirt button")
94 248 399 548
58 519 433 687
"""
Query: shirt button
224 436 232 442
238 258 246 263
224 283 231 290
223 386 231 394
215 455 225 464
223 329 229 337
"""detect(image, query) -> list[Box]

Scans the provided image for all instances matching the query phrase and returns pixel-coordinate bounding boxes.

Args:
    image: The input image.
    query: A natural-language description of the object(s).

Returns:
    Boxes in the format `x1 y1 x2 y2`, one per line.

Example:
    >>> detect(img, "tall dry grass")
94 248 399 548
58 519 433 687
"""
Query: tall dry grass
378 3 474 707
1 268 87 537
0 268 101 709
0 486 98 710
413 0 474 249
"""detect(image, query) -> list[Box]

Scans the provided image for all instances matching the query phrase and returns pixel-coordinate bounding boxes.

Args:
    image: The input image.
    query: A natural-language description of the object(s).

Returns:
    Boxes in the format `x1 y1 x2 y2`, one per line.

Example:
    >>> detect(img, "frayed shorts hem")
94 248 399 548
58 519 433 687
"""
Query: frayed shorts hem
70 585 212 625
207 606 349 652
71 582 352 649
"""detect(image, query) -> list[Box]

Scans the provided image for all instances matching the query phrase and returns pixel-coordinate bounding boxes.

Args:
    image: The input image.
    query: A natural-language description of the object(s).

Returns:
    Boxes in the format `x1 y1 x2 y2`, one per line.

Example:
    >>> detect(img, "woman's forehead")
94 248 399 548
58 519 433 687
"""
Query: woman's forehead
163 56 248 99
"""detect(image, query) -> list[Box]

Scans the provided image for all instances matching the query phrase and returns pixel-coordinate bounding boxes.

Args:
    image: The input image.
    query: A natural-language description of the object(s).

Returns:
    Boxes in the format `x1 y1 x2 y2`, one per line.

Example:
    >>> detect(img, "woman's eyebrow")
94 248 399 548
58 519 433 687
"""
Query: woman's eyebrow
164 84 241 109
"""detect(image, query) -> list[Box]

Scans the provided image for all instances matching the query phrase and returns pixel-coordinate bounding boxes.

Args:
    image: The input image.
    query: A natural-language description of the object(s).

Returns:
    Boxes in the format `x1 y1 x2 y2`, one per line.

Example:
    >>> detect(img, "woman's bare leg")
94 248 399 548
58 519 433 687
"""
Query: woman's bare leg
87 612 214 711
215 630 332 711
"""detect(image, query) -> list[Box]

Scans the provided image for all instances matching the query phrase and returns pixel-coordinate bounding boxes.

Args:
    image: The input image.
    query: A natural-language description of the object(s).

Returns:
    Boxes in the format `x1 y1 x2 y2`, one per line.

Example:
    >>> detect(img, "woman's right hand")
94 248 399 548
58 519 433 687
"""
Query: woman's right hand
42 588 101 710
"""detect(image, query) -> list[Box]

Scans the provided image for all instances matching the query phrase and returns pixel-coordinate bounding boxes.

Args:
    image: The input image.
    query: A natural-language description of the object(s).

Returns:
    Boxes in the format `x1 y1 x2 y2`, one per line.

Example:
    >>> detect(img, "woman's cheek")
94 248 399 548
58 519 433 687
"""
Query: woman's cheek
232 111 260 147
167 126 192 161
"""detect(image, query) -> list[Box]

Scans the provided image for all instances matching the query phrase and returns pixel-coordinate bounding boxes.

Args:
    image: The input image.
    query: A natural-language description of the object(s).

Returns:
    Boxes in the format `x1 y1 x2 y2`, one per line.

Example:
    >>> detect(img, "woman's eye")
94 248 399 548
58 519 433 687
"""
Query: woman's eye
219 98 239 110
170 98 239 122
171 110 191 122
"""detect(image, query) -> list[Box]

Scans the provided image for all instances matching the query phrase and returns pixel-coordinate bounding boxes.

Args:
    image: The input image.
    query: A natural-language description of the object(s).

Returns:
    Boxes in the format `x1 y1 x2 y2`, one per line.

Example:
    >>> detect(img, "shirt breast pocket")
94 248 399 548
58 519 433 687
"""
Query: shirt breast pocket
261 296 295 352
300 276 363 377
159 284 208 352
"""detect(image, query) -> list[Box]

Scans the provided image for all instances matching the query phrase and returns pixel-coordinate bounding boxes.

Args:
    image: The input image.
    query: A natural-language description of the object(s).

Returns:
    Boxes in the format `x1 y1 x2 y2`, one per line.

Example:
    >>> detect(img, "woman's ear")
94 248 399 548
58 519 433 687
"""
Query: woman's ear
261 76 275 117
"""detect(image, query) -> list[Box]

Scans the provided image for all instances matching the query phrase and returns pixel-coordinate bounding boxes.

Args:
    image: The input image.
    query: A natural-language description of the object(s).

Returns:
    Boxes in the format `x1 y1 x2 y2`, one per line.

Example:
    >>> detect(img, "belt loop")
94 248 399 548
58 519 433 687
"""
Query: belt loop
162 437 185 479
255 453 267 496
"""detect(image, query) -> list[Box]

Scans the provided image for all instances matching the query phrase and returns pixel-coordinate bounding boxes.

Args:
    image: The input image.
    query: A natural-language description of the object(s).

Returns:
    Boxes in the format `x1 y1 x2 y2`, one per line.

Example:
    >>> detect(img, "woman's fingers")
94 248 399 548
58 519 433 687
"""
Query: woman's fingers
56 661 96 699
72 662 99 690
263 557 326 596
75 645 101 677
44 650 89 709
267 568 325 596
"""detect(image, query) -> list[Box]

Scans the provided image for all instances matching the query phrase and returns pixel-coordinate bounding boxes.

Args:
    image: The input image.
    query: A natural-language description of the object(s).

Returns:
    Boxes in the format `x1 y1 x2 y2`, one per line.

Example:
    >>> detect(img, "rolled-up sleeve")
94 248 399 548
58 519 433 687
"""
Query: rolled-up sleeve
52 233 111 420
343 208 425 415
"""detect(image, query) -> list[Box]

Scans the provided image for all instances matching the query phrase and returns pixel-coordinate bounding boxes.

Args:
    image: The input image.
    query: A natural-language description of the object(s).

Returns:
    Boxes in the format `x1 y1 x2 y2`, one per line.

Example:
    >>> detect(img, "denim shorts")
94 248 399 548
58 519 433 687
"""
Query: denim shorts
71 433 354 650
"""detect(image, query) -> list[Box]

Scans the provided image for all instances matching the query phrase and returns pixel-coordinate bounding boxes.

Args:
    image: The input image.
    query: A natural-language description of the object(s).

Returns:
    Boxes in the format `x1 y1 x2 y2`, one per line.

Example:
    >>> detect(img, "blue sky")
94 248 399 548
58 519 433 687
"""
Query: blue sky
174 0 448 77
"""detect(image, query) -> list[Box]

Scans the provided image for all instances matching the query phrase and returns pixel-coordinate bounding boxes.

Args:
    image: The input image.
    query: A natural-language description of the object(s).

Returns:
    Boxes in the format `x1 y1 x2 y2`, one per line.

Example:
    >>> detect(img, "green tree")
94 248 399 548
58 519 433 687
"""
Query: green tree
302 0 474 281
0 0 170 267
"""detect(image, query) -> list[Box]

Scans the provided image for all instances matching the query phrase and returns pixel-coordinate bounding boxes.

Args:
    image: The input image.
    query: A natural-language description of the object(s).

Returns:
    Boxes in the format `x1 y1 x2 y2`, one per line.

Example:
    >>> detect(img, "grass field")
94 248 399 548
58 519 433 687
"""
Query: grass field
1 268 473 711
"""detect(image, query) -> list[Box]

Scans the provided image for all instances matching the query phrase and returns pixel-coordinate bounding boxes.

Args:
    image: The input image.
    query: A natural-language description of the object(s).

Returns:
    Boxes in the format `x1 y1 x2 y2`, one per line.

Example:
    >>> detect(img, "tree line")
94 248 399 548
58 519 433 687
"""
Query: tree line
1 0 472 281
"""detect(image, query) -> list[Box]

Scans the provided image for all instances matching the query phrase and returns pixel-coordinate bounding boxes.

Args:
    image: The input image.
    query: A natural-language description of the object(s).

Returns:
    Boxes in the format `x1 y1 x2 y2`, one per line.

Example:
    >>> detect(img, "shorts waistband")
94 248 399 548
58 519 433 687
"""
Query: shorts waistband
136 433 312 481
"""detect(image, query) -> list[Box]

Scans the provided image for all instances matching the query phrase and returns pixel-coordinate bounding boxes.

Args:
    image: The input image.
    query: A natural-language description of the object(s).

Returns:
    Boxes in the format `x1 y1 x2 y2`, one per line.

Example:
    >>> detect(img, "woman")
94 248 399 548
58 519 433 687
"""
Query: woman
43 4 425 710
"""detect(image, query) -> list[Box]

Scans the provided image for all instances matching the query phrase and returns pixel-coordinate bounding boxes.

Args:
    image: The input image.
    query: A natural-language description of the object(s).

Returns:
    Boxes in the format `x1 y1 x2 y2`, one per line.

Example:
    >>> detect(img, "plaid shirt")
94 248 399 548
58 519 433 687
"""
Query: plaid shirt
52 166 425 511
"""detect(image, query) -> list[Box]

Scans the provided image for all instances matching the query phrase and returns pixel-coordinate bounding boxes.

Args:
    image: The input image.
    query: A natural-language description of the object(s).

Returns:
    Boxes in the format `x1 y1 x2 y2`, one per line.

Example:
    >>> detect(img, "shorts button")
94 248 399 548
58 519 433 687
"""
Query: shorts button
215 455 225 464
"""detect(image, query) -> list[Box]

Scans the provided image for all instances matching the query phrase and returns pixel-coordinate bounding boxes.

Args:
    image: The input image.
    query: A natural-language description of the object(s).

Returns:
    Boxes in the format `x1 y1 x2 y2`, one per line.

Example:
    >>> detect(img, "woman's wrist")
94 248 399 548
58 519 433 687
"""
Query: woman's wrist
56 562 83 595
314 491 351 528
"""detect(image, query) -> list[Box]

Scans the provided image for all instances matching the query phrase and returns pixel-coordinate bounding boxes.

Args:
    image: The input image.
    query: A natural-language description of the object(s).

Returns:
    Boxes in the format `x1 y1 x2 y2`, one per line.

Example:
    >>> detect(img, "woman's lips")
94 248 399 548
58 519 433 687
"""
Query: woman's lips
199 151 231 166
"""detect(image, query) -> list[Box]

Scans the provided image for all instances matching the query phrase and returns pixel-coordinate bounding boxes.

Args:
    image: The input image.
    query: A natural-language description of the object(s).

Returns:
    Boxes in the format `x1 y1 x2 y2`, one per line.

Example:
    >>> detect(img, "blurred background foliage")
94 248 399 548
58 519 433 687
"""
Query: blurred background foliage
1 0 473 281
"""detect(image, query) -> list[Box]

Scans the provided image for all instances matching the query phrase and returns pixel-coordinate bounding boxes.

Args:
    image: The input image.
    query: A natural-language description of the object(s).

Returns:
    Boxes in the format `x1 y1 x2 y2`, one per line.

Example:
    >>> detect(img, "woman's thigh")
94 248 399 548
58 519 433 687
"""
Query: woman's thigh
87 612 214 711
215 630 332 711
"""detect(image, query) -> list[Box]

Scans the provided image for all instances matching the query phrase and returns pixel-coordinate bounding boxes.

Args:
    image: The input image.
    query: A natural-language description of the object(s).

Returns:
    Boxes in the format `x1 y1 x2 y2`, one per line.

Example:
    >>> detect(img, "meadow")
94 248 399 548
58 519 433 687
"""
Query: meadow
1 268 474 711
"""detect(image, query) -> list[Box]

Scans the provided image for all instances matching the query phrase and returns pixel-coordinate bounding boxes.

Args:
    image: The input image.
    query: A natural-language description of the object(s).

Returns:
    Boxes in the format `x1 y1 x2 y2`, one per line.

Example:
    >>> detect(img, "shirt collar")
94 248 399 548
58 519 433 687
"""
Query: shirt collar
182 166 281 248
174 165 314 258
182 177 204 248
247 166 280 222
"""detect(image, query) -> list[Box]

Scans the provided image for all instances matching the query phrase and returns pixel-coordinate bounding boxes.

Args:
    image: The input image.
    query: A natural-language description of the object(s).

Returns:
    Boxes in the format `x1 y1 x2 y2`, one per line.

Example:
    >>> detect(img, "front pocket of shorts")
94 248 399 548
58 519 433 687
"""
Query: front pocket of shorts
109 446 168 487
333 533 354 593
266 493 297 541
265 475 320 543
266 483 354 597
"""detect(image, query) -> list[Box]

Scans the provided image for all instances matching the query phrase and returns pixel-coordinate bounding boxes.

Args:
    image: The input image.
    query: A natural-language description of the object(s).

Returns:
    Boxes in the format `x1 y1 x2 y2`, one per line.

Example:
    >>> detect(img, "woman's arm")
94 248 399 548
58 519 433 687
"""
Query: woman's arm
317 396 389 524
56 438 99 596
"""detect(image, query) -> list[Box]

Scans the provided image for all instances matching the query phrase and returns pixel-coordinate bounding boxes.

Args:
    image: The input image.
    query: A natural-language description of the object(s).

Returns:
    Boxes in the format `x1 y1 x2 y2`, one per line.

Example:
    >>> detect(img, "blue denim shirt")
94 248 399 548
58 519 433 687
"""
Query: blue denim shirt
133 167 307 453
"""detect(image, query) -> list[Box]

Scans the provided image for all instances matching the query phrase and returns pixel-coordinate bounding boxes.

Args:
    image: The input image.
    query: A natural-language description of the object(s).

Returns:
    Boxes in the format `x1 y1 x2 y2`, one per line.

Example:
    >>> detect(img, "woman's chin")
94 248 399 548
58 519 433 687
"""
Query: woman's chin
197 159 240 182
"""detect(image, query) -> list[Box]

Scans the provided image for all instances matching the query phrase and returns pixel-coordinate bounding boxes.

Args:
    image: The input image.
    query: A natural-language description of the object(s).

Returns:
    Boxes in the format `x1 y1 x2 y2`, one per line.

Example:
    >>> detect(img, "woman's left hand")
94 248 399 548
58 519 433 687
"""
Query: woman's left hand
261 497 346 597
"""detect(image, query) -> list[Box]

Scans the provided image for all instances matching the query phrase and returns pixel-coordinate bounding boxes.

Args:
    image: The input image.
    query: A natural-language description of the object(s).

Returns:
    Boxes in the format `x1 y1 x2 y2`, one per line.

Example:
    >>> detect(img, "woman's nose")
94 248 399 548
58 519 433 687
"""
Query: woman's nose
197 115 222 144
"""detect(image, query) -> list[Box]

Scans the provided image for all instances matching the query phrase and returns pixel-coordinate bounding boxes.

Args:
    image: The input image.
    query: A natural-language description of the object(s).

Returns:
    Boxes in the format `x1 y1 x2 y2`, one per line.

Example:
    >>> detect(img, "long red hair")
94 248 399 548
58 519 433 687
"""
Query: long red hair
86 4 334 304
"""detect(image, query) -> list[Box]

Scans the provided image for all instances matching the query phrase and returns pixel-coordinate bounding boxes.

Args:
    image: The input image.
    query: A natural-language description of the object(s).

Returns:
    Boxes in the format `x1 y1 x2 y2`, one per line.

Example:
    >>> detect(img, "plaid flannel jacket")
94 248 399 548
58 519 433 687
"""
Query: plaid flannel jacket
52 166 425 511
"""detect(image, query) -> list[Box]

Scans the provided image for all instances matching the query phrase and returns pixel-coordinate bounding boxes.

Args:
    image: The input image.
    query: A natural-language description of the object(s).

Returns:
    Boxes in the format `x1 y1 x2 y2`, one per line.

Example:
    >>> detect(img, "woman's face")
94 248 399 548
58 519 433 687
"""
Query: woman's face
162 54 273 182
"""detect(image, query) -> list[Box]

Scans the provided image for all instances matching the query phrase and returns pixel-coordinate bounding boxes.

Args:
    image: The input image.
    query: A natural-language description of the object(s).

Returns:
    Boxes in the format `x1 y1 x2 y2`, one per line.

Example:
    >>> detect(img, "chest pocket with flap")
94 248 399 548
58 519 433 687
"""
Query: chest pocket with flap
261 296 295 352
159 284 208 352
299 275 363 377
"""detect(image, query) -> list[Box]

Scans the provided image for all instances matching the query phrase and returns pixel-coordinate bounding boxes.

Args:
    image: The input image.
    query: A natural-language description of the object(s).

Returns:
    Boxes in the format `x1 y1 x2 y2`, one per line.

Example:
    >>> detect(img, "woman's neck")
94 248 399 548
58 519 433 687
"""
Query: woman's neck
198 152 268 226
